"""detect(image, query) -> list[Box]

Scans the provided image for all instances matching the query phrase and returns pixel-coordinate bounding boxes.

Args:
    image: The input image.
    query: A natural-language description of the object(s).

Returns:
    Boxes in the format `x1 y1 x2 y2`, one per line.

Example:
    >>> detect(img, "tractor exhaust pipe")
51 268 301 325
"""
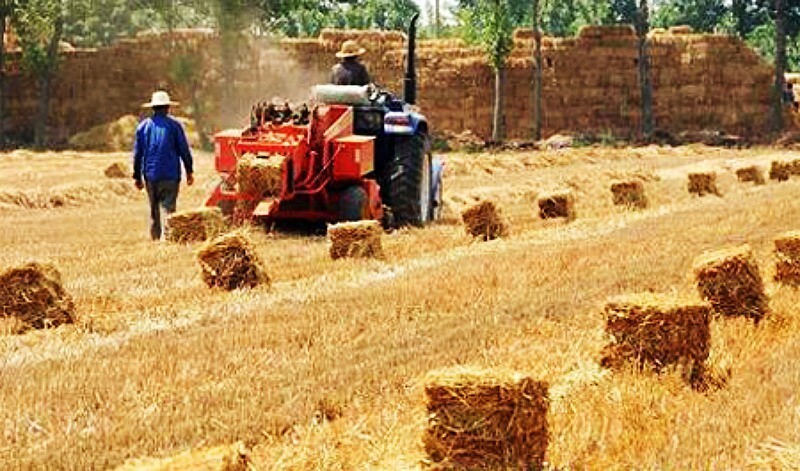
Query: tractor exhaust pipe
403 13 419 105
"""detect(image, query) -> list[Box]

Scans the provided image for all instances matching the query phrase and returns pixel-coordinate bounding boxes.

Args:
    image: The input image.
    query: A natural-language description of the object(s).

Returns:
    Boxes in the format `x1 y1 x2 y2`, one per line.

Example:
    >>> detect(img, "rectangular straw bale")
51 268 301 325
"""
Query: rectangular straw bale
236 153 285 197
775 231 800 258
774 231 800 284
461 200 509 240
0 262 75 331
769 160 792 181
197 231 269 290
600 293 711 373
687 171 720 196
327 220 384 260
735 165 765 185
423 367 549 469
538 190 576 220
166 207 225 243
115 441 249 471
693 245 769 322
610 180 648 208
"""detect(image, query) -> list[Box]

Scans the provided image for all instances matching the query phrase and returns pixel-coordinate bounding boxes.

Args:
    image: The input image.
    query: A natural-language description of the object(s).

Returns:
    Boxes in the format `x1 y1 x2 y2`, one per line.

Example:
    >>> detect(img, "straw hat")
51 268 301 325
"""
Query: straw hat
335 40 366 58
142 90 179 108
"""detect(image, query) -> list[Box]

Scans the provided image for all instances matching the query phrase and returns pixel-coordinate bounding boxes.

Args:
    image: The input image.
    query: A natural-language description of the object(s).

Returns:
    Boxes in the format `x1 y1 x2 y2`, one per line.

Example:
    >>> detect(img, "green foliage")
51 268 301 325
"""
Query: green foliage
747 20 800 70
652 0 728 32
467 0 514 70
14 0 63 76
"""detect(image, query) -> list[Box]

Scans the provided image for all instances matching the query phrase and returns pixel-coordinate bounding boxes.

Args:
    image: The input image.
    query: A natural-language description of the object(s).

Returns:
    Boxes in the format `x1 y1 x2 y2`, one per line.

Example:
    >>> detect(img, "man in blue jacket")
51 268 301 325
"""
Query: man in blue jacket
133 91 195 240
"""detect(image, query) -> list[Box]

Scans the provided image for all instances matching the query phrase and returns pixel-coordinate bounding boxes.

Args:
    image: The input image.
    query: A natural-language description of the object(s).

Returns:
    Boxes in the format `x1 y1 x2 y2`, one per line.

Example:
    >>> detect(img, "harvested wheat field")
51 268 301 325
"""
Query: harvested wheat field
5 145 800 469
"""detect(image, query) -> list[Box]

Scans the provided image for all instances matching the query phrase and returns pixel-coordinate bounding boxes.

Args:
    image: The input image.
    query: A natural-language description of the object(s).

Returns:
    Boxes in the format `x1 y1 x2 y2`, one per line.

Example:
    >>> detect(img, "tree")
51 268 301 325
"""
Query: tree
652 0 727 32
477 0 513 141
634 0 654 139
15 0 64 148
774 0 787 131
1 0 18 147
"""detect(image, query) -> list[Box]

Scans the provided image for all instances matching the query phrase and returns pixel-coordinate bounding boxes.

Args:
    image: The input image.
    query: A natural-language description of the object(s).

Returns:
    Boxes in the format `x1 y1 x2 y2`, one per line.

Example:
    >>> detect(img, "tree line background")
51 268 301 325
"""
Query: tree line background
1 0 799 147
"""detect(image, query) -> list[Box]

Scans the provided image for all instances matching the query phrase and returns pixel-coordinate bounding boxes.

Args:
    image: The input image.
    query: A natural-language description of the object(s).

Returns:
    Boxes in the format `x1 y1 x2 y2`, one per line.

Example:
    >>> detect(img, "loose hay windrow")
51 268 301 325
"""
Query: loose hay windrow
460 200 509 240
687 171 720 196
327 220 384 260
735 165 765 185
423 367 549 469
197 231 269 290
166 207 226 243
538 190 576 220
104 162 129 179
115 441 250 471
600 293 711 377
235 153 285 197
693 245 769 322
610 180 648 208
0 262 75 331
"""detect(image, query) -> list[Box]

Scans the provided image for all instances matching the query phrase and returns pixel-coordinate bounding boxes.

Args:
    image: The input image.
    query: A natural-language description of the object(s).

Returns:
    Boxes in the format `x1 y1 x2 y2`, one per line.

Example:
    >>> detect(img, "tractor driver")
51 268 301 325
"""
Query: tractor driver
330 40 371 86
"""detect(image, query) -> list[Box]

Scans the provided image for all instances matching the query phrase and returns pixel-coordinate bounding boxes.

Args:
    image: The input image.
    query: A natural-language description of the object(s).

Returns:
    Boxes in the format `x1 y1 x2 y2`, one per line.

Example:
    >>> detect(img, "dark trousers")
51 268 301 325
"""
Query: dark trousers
145 180 180 240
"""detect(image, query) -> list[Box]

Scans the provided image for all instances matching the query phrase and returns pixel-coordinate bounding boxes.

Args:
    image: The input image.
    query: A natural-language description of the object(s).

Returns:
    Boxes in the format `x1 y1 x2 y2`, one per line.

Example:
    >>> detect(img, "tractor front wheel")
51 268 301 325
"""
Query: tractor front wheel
389 134 432 226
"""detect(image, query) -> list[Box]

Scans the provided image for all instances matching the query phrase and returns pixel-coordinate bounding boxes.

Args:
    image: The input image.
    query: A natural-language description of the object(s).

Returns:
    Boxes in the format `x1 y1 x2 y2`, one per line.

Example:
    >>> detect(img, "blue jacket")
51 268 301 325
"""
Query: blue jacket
133 113 193 182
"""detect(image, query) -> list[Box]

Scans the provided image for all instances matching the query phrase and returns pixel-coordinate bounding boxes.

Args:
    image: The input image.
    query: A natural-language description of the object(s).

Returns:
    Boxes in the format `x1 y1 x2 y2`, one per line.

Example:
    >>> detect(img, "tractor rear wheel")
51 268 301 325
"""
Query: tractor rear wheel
389 134 432 226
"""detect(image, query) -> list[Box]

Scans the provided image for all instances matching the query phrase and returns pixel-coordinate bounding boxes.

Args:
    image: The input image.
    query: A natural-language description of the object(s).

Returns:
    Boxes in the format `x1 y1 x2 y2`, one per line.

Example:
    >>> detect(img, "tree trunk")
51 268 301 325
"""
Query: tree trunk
33 12 62 149
636 0 654 140
773 0 787 133
532 0 542 141
0 10 6 148
492 65 506 141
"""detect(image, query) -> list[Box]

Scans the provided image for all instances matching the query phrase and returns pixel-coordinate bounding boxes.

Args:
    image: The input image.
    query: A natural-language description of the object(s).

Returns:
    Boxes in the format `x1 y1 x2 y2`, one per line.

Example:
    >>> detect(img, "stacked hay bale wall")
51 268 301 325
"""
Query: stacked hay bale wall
600 293 711 375
693 245 769 322
774 231 800 285
423 368 549 469
166 207 226 243
197 232 269 290
327 220 384 260
461 200 509 240
0 262 75 331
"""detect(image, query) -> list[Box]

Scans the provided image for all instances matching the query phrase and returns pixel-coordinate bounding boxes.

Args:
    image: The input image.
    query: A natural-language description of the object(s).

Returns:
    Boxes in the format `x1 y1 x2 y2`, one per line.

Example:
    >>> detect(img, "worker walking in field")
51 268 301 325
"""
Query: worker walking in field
133 90 194 241
330 40 371 86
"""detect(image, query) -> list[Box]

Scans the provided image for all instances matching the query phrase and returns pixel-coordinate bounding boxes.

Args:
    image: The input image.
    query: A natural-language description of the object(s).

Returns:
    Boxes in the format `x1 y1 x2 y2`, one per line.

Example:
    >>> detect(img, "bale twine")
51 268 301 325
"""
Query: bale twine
735 165 765 185
115 441 250 471
236 153 285 197
166 207 226 243
104 162 129 179
687 172 720 196
693 245 769 322
769 160 792 182
327 220 384 260
423 367 549 469
538 190 575 220
197 232 269 290
610 180 648 209
600 293 711 376
0 262 75 331
774 231 800 285
461 200 509 240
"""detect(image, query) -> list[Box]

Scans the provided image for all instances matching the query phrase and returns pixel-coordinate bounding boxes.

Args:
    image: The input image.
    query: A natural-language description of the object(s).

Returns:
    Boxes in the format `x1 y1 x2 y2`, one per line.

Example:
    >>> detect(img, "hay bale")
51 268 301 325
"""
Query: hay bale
0 262 75 331
774 231 800 285
423 367 549 469
235 153 285 197
115 441 250 471
327 220 384 260
610 180 648 208
687 171 720 196
197 232 269 290
669 25 694 35
538 190 575 220
770 160 793 181
166 207 226 243
461 200 509 240
104 162 129 179
693 245 769 322
600 293 711 375
735 165 765 185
